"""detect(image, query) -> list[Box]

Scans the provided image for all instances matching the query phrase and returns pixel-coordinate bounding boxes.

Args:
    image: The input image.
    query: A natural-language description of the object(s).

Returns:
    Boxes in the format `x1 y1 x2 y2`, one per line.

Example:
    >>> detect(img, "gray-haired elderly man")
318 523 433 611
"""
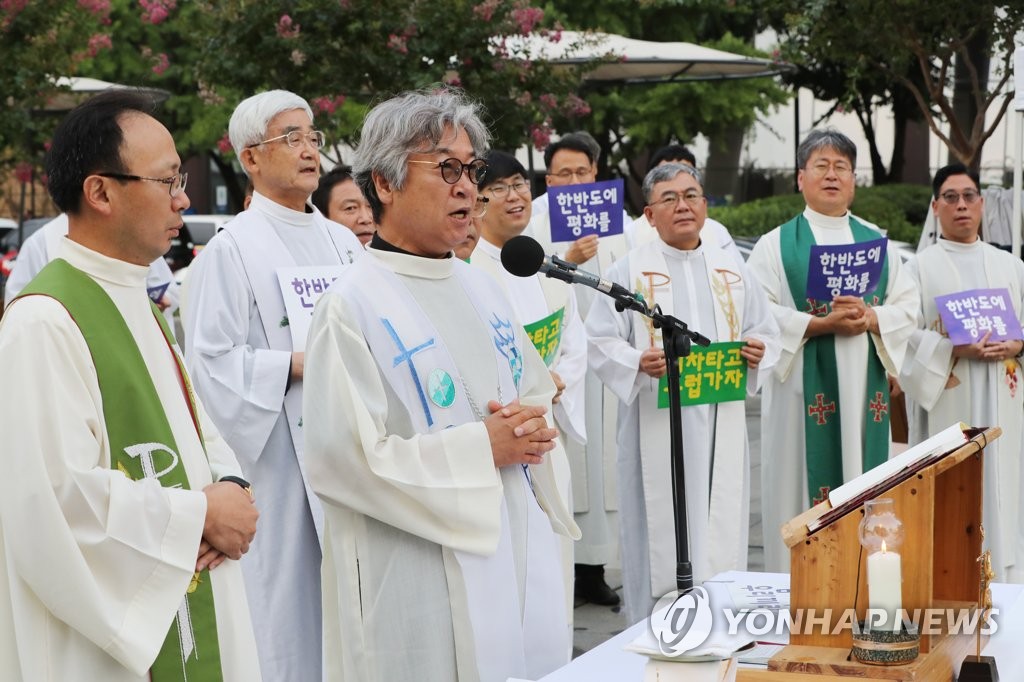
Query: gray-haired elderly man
747 128 918 573
303 88 579 682
182 89 363 682
587 162 778 625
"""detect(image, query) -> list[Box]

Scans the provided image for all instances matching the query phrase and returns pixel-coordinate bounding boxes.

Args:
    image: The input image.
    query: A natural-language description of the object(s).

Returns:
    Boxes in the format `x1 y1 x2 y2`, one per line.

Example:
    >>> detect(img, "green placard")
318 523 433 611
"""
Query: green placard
657 341 747 408
524 306 565 367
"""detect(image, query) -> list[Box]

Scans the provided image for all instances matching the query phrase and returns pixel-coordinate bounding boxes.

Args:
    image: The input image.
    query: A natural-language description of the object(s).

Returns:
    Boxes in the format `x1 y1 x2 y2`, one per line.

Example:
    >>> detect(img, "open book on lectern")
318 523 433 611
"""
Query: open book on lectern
805 422 972 534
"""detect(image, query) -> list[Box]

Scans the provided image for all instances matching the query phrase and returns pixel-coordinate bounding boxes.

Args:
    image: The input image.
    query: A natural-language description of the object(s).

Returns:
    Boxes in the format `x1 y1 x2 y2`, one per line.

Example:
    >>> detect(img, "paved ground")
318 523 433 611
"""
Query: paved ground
571 394 765 656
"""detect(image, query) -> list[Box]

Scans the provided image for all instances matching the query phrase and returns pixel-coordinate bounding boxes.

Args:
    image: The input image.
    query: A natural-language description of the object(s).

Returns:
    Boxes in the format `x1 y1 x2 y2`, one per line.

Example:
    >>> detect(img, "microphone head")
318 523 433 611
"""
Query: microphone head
500 235 546 277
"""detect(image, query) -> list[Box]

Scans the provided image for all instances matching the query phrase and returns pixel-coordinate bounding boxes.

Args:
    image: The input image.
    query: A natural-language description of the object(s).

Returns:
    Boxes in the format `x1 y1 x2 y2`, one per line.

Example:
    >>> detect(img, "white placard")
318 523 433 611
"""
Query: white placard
276 265 346 351
1015 47 1024 112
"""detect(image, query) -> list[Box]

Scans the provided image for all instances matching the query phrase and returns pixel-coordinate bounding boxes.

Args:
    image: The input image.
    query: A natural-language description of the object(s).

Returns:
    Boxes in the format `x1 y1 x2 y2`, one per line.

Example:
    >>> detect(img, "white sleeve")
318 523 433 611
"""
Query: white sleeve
746 228 812 383
870 241 920 375
181 237 290 465
584 259 646 405
303 292 506 555
551 288 588 444
0 297 206 674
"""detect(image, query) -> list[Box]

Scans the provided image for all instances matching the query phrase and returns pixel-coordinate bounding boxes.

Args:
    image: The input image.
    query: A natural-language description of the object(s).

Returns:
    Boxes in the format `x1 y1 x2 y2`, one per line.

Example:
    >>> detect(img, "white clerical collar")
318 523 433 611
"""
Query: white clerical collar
59 237 150 289
938 236 981 254
476 237 502 261
367 245 454 280
658 238 704 260
803 206 852 230
249 190 316 228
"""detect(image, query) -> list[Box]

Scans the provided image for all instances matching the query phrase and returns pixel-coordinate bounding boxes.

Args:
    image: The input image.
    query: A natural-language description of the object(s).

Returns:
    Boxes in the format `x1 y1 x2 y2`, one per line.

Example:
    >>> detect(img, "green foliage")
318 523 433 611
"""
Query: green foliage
191 0 590 151
0 1 111 171
708 184 932 243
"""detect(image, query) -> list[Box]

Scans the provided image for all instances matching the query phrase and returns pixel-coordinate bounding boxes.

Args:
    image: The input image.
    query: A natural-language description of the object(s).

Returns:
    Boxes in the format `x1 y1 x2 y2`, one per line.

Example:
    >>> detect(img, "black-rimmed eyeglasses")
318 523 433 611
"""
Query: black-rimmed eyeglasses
408 158 488 185
98 171 188 197
247 130 326 149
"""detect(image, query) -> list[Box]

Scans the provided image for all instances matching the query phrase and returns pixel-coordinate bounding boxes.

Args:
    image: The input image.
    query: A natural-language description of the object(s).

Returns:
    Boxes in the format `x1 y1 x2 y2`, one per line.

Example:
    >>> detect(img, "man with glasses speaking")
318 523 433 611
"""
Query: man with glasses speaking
747 129 918 573
182 90 363 682
900 163 1024 583
304 89 578 681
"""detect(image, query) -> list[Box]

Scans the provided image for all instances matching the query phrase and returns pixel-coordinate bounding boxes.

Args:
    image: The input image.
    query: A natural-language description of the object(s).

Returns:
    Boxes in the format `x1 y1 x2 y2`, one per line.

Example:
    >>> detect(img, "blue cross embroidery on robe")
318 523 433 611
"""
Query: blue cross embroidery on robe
490 314 523 391
381 317 437 427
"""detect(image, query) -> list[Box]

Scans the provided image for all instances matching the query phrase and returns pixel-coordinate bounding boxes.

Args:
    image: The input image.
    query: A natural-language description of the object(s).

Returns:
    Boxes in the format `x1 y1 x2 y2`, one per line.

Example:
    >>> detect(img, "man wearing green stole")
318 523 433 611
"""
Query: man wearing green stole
748 129 918 573
0 90 260 681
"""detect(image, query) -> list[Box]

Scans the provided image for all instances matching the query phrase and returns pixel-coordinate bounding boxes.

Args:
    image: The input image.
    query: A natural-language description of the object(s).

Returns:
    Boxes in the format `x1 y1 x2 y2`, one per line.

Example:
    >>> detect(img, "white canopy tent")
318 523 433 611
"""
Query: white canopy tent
513 30 788 84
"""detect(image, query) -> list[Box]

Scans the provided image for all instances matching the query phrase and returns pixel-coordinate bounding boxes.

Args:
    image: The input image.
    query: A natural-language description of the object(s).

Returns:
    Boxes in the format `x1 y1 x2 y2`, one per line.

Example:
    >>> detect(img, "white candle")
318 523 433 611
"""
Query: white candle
867 541 902 632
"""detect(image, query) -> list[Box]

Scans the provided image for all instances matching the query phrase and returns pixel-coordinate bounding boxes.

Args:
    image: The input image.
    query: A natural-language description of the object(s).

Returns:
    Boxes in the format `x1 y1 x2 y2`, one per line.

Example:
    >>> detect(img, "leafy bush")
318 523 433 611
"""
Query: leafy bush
708 184 931 243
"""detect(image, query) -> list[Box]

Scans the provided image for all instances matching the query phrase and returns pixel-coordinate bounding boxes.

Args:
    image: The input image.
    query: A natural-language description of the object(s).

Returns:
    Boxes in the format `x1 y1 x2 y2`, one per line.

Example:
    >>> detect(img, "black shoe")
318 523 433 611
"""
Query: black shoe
574 574 621 606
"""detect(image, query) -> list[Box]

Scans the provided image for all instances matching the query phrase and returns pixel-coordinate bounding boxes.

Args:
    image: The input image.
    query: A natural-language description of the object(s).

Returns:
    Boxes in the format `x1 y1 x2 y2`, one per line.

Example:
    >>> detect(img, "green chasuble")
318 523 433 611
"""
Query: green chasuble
20 258 223 682
779 214 890 505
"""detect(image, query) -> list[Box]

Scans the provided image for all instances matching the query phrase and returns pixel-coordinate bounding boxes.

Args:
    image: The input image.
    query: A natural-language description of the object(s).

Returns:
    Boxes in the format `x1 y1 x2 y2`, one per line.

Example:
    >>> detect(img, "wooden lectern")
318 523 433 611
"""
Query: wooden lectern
738 426 1000 682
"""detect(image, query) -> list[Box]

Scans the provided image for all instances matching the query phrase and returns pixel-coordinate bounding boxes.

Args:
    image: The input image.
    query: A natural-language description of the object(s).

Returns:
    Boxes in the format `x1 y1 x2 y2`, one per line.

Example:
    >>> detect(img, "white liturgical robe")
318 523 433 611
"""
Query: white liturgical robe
587 238 779 625
182 190 362 682
304 247 579 682
901 238 1024 582
0 239 260 681
747 208 918 572
469 235 588 630
527 193 632 565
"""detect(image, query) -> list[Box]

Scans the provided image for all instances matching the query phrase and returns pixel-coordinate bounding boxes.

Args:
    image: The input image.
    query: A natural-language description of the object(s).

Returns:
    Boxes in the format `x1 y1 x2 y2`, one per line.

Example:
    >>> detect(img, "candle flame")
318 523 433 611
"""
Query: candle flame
881 540 887 553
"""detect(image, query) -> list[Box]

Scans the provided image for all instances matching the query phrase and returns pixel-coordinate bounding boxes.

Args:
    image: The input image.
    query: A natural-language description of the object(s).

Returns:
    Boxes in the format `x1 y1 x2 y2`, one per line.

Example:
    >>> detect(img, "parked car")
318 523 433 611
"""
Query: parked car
165 214 233 273
0 217 57 295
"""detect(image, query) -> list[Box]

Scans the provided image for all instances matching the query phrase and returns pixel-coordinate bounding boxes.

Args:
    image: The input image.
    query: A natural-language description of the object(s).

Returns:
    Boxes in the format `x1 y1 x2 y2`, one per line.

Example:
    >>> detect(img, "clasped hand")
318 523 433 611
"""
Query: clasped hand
485 399 558 468
198 481 259 571
953 331 1024 362
811 295 878 337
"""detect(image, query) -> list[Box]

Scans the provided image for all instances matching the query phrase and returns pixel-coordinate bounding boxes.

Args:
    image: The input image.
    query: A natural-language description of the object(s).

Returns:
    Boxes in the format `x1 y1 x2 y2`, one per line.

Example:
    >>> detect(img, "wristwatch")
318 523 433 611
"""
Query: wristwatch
220 475 254 499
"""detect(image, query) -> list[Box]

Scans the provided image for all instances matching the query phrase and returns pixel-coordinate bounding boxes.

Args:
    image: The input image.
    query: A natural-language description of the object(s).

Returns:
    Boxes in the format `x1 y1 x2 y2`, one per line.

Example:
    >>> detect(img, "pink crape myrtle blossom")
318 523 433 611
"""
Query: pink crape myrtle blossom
139 0 175 25
277 14 300 39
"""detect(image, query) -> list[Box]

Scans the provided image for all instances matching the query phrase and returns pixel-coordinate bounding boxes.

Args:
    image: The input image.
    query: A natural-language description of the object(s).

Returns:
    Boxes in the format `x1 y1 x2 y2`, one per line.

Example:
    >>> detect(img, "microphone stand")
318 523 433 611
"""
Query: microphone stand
607 286 710 594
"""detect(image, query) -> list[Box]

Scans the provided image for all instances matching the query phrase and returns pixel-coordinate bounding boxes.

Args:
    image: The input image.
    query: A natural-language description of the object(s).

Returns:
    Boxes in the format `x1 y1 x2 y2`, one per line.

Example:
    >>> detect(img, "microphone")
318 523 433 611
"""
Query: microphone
500 235 636 300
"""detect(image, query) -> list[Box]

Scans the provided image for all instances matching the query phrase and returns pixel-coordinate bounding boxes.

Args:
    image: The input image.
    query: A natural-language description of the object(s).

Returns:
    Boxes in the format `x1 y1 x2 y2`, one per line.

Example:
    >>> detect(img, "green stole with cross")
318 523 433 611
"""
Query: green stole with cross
19 258 223 682
779 214 890 506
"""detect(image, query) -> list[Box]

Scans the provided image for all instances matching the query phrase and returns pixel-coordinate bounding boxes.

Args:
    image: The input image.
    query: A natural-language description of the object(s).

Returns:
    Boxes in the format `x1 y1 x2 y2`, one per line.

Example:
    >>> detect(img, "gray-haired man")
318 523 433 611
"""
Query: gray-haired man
304 88 579 681
588 163 778 624
747 128 918 572
182 89 363 682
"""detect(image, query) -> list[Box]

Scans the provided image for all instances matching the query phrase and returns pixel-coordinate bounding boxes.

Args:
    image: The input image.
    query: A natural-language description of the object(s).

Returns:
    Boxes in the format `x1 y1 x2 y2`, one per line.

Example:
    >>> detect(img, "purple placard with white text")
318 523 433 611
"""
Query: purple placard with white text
547 178 624 243
935 288 1024 345
806 238 887 300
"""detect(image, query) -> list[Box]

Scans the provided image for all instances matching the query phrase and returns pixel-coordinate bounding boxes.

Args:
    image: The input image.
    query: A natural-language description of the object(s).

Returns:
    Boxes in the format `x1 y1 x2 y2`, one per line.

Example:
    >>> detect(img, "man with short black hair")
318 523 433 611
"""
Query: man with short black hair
901 162 1024 582
312 165 375 245
0 89 260 681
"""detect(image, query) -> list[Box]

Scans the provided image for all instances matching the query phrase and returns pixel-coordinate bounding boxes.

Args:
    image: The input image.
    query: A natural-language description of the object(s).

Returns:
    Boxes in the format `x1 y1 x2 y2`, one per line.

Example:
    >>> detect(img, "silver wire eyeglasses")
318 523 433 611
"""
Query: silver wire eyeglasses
485 180 530 198
806 161 854 179
939 189 981 205
97 171 188 197
408 157 488 184
652 190 705 209
247 130 326 149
